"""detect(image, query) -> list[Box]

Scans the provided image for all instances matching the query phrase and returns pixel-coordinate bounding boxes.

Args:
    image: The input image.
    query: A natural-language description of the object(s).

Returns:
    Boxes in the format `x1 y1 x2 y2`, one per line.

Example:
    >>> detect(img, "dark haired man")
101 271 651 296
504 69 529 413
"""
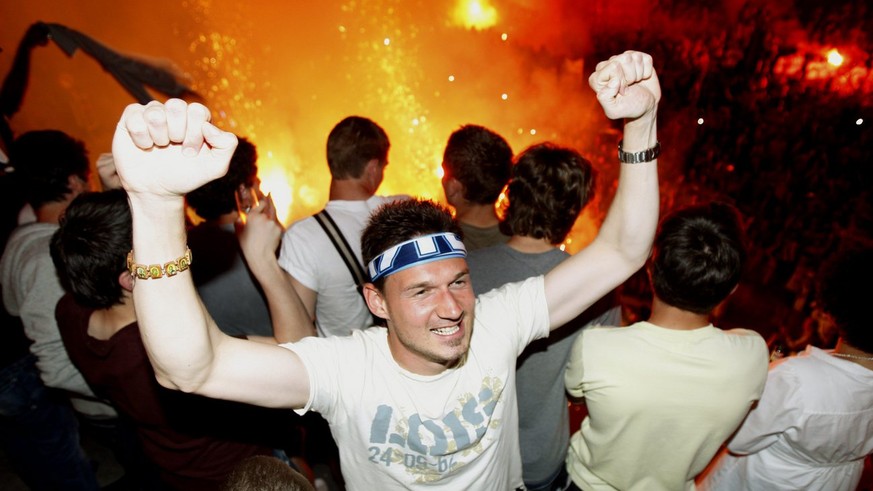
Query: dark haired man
440 124 513 251
51 188 309 489
564 202 769 491
467 143 619 491
279 116 406 338
111 50 660 489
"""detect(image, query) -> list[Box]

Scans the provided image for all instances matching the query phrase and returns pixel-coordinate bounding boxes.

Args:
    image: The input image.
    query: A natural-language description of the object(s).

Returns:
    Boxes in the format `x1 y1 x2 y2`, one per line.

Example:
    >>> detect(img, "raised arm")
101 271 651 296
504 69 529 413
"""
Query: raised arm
237 195 316 343
545 51 660 328
113 99 309 408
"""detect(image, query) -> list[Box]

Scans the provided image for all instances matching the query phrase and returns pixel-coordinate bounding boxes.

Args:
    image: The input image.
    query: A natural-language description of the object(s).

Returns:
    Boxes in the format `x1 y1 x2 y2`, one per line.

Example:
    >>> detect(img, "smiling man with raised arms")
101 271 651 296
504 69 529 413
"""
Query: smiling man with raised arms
111 50 661 489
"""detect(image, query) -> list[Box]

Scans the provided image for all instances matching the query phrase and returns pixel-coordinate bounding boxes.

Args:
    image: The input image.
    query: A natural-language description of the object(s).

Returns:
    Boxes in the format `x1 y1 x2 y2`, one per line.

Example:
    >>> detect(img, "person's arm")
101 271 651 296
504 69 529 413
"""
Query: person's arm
289 274 318 326
113 99 309 409
545 51 660 329
727 365 797 455
238 195 316 344
277 229 319 327
564 329 588 400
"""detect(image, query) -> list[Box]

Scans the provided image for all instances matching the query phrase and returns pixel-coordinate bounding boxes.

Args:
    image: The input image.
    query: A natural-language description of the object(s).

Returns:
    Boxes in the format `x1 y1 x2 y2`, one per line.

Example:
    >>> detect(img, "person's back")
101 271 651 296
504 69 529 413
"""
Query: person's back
51 189 272 490
0 129 114 419
0 146 98 489
279 116 405 337
467 142 619 490
564 202 769 491
187 137 273 338
700 247 873 491
440 124 513 251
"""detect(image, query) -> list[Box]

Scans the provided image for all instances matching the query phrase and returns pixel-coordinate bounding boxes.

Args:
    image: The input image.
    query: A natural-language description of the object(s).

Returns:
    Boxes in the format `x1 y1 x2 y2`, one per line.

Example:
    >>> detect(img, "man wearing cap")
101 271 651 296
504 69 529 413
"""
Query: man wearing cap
110 50 661 490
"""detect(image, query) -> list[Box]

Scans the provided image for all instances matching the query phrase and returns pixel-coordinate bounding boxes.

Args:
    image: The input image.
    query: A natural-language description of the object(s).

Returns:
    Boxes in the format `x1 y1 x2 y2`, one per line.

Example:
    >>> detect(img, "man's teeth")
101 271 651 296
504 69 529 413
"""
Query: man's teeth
431 325 460 336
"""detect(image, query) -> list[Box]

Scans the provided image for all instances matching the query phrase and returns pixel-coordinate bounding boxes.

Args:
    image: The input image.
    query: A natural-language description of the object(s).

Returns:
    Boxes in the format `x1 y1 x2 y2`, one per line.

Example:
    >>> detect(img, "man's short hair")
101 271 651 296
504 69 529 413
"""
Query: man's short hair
11 130 90 209
222 455 315 491
361 199 462 290
442 125 513 204
650 202 746 315
817 246 872 352
326 116 390 180
499 143 596 244
187 137 258 221
51 189 131 309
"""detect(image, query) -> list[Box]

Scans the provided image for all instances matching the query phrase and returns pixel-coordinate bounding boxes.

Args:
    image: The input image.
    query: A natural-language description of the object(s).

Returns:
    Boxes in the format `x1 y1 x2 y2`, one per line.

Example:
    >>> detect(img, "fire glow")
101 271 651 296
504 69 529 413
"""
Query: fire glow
9 0 801 255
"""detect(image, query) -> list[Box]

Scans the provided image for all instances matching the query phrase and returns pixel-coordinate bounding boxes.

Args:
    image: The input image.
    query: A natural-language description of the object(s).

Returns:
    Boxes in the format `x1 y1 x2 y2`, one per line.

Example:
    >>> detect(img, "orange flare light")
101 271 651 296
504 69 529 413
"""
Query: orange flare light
827 49 844 67
453 0 498 30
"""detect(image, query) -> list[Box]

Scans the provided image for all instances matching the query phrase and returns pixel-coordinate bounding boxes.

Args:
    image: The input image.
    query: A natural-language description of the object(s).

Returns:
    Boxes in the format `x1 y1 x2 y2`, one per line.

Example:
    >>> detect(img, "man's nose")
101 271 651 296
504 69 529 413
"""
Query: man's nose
435 289 463 319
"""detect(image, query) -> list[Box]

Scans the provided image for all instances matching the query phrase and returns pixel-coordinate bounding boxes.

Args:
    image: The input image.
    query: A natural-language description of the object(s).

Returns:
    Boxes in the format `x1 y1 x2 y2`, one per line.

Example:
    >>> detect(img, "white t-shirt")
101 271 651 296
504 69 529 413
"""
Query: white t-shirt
278 195 405 337
564 321 769 491
699 346 873 491
282 276 550 490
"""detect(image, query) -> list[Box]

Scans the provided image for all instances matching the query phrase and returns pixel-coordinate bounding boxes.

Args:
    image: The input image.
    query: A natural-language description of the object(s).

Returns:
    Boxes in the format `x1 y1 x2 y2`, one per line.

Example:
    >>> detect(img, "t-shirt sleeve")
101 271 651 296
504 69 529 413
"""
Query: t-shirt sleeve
280 334 363 420
278 222 319 290
475 276 549 357
727 361 800 455
564 329 588 398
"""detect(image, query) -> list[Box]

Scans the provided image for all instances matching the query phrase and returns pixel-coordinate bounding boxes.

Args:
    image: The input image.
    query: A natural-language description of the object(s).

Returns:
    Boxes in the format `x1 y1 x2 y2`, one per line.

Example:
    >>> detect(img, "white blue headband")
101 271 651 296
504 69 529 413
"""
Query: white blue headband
367 232 467 282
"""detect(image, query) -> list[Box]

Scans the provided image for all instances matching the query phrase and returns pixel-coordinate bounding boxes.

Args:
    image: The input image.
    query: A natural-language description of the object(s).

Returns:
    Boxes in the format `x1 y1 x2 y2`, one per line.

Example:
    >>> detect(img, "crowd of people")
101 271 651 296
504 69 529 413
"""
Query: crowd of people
580 0 873 355
1 5 872 490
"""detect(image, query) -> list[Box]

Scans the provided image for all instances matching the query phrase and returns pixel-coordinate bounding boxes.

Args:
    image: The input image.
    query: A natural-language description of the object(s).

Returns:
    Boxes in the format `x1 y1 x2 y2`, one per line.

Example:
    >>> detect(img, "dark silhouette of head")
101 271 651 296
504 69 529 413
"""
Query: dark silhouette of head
326 116 390 180
500 143 596 244
186 137 258 221
817 246 873 352
11 130 90 209
649 202 747 315
51 189 131 309
441 125 512 205
222 455 315 491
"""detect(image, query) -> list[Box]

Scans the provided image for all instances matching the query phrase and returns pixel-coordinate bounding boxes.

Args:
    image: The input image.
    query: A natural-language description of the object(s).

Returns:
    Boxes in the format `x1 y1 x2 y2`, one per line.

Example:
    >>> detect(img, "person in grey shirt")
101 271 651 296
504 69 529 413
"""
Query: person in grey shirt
440 124 513 251
187 137 276 340
467 143 620 491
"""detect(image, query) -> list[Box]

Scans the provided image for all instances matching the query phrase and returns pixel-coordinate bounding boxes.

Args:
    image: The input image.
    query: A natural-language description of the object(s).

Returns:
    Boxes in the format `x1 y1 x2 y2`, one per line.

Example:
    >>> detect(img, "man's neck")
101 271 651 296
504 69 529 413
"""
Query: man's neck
506 235 554 254
88 298 137 341
329 178 375 201
35 200 70 224
455 203 498 228
647 296 711 330
833 338 873 369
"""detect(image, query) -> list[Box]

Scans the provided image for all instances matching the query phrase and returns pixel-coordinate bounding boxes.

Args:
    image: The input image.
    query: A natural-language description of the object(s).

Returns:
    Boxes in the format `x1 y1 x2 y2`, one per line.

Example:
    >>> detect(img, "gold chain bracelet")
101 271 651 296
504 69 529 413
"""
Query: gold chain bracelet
127 248 192 280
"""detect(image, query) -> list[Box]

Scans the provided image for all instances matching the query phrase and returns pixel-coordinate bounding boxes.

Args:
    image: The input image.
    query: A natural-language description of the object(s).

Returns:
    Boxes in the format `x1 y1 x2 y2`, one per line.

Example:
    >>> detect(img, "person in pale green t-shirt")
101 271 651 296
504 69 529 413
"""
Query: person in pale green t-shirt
564 202 769 491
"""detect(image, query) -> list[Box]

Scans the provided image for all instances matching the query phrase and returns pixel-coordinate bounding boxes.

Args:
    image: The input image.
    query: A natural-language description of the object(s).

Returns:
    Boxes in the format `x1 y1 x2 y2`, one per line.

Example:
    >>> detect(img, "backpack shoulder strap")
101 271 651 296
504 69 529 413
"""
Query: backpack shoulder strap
313 209 369 288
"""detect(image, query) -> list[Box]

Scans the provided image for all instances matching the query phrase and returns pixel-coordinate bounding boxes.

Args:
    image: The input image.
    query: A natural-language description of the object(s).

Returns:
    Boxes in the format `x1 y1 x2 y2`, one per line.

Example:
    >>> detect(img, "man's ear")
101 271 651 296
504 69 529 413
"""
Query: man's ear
363 159 383 188
443 177 464 203
118 271 135 292
363 283 389 320
67 174 88 195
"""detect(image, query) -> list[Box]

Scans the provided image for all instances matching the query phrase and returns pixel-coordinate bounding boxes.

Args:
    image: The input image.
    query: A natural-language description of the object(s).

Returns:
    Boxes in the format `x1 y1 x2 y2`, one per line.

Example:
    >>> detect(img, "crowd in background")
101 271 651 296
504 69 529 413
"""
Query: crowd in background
1 0 872 489
586 0 873 353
